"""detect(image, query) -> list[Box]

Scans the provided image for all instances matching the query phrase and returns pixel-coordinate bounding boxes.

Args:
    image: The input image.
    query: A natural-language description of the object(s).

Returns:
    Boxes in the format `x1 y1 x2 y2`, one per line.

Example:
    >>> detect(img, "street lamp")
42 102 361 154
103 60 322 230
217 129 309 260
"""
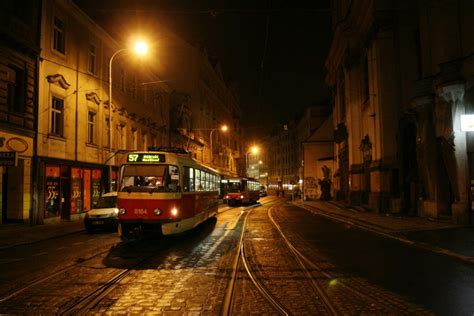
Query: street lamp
246 145 259 177
107 40 149 191
210 124 228 163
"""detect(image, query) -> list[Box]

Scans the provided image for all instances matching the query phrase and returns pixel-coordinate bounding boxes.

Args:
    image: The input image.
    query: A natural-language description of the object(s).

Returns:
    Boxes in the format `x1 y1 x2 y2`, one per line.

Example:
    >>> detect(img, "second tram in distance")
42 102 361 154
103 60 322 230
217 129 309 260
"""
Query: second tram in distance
117 147 220 240
221 177 260 206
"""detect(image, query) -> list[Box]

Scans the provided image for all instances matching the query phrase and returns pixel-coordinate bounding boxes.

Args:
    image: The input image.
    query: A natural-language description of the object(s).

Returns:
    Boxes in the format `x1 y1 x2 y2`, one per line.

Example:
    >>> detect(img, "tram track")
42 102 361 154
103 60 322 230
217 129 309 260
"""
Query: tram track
223 198 341 315
0 237 173 314
222 200 290 315
269 202 433 314
0 247 113 305
223 199 428 315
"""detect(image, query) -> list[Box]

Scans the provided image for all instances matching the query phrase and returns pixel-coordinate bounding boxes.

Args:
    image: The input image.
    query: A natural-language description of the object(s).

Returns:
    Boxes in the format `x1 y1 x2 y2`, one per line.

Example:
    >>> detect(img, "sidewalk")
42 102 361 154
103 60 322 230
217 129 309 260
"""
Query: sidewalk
0 201 231 250
294 199 474 265
0 220 85 250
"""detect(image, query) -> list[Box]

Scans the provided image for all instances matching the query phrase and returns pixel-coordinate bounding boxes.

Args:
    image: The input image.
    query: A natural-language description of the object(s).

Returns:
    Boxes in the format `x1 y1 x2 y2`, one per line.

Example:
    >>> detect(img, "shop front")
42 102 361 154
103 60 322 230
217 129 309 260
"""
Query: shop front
0 132 34 224
42 160 116 222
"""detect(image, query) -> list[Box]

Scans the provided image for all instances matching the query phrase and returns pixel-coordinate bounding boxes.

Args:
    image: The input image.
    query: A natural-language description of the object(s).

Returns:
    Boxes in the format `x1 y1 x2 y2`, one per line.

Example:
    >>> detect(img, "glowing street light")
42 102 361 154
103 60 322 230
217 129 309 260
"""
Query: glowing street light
210 124 228 163
246 145 259 176
107 39 149 191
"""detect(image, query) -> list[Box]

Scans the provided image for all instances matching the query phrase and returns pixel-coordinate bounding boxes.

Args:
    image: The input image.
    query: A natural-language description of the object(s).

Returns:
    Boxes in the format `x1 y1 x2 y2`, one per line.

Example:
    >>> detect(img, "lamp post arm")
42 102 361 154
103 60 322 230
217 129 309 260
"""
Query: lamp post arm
107 48 128 192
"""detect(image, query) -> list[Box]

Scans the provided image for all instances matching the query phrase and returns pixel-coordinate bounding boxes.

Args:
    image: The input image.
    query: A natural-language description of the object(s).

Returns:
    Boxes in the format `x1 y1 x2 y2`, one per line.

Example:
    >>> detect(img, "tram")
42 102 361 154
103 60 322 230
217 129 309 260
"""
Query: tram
117 147 220 240
221 177 260 206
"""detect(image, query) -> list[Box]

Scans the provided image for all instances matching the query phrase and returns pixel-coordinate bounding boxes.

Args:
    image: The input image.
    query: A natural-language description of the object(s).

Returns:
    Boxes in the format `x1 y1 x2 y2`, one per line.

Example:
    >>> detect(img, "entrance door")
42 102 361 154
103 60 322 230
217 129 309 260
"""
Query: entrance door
60 178 70 220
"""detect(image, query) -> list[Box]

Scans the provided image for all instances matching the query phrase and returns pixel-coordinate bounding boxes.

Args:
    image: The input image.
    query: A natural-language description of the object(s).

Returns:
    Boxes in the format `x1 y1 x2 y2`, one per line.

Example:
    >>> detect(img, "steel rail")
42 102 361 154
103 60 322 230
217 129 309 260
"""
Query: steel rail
268 205 338 315
271 203 390 308
0 248 112 304
221 200 290 316
60 268 134 315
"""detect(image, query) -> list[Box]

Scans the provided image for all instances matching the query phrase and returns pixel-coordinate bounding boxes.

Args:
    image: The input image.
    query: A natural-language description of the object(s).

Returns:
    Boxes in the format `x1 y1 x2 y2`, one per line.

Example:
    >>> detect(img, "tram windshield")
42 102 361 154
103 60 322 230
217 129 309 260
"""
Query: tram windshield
120 164 180 193
226 181 242 193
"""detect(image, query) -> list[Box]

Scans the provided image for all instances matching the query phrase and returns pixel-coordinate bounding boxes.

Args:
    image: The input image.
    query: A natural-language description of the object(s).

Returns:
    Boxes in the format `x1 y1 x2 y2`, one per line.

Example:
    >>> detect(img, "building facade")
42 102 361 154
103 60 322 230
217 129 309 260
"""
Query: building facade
0 0 41 224
266 123 299 195
37 0 171 223
326 0 474 224
159 36 242 178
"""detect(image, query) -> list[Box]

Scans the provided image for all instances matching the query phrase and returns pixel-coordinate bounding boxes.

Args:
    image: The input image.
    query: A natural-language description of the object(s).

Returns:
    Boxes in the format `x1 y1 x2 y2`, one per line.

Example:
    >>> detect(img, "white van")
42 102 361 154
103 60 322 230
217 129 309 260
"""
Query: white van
84 192 118 233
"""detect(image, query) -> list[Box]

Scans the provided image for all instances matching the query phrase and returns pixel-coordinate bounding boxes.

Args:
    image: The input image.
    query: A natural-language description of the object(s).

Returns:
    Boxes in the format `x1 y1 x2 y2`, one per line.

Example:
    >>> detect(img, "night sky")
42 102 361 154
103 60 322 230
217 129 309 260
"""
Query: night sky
74 0 332 139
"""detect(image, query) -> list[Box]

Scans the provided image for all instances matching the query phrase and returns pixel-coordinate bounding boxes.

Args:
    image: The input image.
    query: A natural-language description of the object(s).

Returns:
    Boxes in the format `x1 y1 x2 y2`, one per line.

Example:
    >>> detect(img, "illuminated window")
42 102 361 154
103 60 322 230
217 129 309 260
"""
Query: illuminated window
87 111 96 144
51 97 64 136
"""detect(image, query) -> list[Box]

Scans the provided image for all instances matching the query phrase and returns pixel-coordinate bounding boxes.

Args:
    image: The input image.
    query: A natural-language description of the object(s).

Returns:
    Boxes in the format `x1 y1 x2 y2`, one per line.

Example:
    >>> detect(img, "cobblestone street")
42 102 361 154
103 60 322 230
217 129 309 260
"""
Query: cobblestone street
0 198 473 314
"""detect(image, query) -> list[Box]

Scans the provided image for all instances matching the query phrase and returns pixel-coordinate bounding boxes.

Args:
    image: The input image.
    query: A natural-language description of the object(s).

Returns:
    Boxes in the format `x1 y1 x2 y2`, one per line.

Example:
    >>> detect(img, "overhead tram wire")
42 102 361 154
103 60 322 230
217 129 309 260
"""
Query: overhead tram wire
96 8 331 16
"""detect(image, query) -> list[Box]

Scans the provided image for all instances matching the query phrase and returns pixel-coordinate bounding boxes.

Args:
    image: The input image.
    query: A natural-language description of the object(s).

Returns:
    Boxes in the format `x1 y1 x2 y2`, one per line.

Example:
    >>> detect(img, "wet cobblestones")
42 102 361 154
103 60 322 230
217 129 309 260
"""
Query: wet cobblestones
0 201 436 314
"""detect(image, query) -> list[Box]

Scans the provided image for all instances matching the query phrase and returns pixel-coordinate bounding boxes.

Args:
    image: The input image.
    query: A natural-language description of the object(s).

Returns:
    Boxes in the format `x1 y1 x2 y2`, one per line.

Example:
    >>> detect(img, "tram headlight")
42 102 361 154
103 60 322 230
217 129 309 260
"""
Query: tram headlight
171 207 178 216
240 195 244 199
153 208 162 216
119 208 127 215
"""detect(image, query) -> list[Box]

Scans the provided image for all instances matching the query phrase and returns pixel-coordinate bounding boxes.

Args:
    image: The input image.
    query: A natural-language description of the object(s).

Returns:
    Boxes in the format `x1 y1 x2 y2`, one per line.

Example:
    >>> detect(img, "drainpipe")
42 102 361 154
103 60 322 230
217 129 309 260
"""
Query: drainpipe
75 48 79 161
31 0 43 226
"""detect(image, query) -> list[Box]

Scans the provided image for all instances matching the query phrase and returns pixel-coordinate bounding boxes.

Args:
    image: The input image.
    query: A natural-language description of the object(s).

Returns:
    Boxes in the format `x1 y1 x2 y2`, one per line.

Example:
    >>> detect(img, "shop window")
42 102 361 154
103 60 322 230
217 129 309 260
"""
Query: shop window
45 165 60 218
71 168 83 214
51 97 64 136
112 170 118 191
83 169 91 212
53 16 65 54
91 169 102 207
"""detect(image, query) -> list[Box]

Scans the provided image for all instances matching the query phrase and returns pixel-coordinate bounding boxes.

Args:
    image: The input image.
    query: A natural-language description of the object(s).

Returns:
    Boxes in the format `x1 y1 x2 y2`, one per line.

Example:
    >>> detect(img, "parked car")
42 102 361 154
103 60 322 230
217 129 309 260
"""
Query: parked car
84 192 118 233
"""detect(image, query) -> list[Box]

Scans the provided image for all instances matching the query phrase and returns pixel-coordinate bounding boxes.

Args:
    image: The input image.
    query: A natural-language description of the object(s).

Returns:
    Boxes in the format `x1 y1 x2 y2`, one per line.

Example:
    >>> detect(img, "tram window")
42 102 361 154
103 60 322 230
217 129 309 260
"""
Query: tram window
121 164 180 193
195 169 201 191
201 171 207 191
184 167 194 192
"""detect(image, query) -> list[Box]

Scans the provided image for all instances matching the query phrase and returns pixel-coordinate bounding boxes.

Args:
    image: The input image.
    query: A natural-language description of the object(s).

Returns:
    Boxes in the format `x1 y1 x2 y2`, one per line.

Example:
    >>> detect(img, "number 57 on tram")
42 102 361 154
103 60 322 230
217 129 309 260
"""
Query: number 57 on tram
117 148 220 240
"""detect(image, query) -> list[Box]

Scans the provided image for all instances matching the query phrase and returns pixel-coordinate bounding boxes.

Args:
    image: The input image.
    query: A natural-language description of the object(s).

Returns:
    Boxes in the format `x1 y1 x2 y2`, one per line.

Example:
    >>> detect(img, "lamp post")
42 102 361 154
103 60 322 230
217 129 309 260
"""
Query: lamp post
107 41 148 191
209 125 228 164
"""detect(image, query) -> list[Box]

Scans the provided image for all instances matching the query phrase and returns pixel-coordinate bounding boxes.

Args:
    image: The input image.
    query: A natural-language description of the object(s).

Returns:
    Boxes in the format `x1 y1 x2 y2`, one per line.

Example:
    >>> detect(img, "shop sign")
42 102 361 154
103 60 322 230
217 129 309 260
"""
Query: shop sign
0 132 32 156
0 151 17 166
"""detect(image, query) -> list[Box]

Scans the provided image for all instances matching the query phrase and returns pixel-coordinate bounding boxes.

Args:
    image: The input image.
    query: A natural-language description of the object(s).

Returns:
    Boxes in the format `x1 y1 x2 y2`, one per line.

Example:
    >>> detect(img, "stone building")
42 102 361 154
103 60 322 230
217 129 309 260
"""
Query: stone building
326 0 473 224
266 122 299 195
37 0 171 223
153 27 242 178
0 0 41 224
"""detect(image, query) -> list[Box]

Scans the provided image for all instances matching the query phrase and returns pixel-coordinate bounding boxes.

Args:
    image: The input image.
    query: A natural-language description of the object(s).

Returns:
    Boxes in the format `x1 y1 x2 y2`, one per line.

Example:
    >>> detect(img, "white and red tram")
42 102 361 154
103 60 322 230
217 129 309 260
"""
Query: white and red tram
117 148 220 240
222 177 260 206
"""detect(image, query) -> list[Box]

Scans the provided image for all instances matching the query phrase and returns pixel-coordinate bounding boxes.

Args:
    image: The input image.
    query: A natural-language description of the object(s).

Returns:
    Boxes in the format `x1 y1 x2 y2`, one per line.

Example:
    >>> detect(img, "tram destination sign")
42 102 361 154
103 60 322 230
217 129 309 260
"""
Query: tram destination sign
0 151 17 166
127 153 166 163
